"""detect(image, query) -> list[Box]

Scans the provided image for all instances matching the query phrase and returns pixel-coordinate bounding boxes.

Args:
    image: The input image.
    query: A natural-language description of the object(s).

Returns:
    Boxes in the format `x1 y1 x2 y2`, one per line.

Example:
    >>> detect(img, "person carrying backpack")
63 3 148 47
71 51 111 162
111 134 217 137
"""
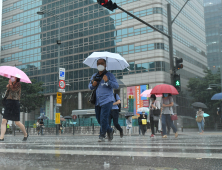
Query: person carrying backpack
109 93 123 138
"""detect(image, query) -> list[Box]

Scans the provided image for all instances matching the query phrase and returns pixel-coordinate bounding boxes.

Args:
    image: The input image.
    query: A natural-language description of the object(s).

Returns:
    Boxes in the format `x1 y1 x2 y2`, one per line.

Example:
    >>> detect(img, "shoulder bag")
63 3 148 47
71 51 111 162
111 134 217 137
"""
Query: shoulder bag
196 116 203 122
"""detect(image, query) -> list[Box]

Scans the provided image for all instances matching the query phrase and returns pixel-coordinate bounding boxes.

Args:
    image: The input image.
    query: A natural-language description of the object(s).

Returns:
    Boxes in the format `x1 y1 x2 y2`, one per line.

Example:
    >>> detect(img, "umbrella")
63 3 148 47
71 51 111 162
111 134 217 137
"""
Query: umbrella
137 107 149 114
140 89 162 98
150 84 179 95
137 112 148 115
125 112 134 118
211 93 222 100
192 102 207 109
196 113 210 118
64 116 72 119
0 66 32 83
83 52 129 70
38 115 49 120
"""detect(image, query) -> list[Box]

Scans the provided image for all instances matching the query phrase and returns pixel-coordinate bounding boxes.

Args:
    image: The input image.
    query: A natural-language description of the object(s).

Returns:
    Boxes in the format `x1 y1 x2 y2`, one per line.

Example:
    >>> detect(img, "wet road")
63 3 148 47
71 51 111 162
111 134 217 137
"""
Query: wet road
0 133 222 170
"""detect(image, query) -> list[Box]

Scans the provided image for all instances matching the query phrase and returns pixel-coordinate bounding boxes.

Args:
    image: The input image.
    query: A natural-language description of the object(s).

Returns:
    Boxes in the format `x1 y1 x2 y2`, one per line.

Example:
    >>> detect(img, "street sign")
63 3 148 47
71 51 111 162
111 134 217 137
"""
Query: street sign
55 113 60 124
58 89 65 93
56 92 62 106
59 68 65 80
59 80 66 89
72 115 77 120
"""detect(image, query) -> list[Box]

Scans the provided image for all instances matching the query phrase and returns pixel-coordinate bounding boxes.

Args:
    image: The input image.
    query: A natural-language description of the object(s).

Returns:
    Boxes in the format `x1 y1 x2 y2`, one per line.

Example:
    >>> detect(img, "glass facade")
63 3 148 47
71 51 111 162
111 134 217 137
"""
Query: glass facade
204 0 222 72
1 0 207 118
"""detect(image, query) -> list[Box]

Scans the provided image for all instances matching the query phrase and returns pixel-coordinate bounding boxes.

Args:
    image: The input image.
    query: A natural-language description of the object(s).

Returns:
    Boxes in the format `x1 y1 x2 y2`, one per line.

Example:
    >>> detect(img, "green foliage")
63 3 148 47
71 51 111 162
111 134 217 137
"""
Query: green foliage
187 69 221 120
0 77 45 113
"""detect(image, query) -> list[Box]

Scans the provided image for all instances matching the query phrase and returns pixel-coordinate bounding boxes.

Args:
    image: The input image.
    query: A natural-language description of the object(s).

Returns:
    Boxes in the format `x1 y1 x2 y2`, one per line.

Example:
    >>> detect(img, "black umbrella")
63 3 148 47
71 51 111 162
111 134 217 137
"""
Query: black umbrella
192 102 207 109
125 112 134 118
64 116 72 119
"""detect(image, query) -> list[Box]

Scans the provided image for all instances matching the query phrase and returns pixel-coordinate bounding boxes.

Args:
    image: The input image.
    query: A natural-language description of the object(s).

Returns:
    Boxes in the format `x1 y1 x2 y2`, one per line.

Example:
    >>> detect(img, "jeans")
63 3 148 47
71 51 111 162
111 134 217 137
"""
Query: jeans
109 109 123 132
150 116 158 135
95 102 113 138
162 114 177 135
197 120 204 132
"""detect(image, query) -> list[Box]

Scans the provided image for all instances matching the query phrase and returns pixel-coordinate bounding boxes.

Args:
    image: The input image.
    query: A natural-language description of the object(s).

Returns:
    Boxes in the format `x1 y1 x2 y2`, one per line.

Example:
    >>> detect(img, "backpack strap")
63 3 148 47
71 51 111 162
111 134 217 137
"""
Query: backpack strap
114 93 117 101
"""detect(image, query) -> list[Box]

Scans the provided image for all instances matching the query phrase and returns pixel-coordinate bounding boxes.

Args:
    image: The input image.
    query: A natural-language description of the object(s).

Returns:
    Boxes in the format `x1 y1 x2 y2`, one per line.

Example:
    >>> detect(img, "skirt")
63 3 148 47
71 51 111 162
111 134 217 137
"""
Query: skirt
3 99 20 121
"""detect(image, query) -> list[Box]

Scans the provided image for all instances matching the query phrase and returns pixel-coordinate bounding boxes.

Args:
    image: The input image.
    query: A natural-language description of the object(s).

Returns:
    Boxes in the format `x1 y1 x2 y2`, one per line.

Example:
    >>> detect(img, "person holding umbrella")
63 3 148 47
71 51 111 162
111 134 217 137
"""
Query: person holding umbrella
196 108 205 134
161 93 178 138
88 59 119 142
0 76 28 141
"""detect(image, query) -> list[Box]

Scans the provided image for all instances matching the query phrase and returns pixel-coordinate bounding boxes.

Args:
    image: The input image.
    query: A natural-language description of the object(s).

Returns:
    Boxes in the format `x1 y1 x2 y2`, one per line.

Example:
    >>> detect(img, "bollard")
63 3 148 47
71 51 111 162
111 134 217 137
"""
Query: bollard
181 126 183 132
13 124 15 136
73 124 75 135
56 124 59 135
92 123 94 135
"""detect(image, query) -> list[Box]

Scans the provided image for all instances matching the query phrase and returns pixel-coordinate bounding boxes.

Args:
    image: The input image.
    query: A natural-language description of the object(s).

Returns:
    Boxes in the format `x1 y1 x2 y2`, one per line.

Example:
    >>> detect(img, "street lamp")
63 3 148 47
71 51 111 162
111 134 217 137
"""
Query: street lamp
206 84 220 90
37 10 61 135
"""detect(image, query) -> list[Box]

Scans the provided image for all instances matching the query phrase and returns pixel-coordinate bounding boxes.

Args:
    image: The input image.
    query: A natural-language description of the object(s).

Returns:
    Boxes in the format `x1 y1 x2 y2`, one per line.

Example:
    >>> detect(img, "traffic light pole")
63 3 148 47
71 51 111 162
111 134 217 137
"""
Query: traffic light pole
116 3 189 85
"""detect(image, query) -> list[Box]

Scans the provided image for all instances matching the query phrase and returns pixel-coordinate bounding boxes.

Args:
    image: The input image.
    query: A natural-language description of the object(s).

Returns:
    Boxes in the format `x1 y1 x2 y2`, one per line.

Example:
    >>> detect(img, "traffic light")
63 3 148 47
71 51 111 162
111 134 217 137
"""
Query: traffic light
175 58 183 70
174 74 181 92
97 0 117 11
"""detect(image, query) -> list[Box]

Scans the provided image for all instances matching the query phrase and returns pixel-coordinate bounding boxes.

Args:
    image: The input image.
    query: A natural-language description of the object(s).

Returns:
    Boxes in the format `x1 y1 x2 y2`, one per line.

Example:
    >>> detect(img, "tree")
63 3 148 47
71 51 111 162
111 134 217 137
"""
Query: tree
187 69 221 122
0 77 45 114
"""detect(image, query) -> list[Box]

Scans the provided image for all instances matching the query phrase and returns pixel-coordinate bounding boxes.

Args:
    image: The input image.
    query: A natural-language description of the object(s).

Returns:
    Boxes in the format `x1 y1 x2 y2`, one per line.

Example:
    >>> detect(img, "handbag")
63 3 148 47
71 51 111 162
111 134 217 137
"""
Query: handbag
196 116 203 122
142 119 147 125
88 71 107 105
2 90 8 108
153 109 161 116
153 116 159 121
171 114 178 121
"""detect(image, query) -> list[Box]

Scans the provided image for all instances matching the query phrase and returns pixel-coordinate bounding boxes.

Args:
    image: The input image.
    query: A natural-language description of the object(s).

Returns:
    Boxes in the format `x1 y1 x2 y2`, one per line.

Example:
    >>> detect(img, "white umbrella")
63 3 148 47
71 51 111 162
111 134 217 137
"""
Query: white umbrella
83 52 129 70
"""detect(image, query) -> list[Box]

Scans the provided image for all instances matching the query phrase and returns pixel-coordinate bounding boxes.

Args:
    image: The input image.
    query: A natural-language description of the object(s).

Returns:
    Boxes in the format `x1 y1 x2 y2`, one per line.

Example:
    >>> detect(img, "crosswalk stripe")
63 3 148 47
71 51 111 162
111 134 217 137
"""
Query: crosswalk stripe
0 149 220 159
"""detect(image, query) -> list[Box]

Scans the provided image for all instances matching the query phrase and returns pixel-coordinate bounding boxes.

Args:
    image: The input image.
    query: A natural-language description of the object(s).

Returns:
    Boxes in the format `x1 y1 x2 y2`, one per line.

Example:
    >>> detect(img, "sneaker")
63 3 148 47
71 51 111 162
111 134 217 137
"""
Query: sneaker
98 137 105 142
120 131 123 138
162 135 167 138
175 132 178 138
107 130 114 142
150 134 155 138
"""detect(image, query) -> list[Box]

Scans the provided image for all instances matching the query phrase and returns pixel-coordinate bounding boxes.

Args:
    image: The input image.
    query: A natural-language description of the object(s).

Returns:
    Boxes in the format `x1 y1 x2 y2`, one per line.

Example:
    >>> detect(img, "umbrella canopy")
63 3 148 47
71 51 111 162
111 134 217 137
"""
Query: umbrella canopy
0 66 32 83
150 84 179 95
140 89 162 98
196 113 210 118
192 102 207 109
211 93 222 100
64 116 72 119
83 52 129 70
38 115 49 120
125 112 134 117
137 107 149 113
137 112 148 115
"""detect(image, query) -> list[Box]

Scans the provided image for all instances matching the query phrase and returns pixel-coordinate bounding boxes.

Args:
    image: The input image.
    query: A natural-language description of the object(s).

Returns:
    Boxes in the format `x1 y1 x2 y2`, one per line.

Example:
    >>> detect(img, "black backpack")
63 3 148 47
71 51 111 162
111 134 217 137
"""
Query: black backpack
114 93 121 112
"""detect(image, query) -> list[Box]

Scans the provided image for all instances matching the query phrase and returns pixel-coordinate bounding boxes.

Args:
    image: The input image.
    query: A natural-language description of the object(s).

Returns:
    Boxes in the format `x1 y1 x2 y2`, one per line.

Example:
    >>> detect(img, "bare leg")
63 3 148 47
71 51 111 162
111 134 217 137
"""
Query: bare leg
0 119 7 139
15 121 27 137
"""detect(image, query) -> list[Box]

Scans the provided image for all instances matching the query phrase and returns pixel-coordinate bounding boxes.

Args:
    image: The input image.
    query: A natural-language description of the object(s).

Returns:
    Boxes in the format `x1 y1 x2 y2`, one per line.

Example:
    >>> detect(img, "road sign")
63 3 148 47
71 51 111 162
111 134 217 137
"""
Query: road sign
59 80 66 89
58 89 65 93
72 115 77 120
56 92 62 106
55 113 60 124
59 68 65 80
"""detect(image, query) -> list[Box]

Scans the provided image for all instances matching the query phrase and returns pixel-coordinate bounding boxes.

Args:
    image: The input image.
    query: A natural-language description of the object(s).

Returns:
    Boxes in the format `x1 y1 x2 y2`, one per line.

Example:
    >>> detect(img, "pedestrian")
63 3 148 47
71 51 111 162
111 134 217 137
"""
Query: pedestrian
138 117 142 135
138 112 147 136
88 59 119 142
36 119 40 135
126 116 132 136
217 106 222 124
161 93 178 138
59 122 63 135
0 76 28 141
196 108 204 134
109 93 123 138
148 94 160 138
39 119 44 135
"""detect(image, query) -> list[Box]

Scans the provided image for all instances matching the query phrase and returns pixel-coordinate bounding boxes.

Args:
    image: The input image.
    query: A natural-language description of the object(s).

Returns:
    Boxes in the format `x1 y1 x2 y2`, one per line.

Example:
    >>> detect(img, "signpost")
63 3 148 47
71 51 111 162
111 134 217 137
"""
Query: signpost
55 113 60 124
72 115 77 120
59 68 65 80
56 92 62 106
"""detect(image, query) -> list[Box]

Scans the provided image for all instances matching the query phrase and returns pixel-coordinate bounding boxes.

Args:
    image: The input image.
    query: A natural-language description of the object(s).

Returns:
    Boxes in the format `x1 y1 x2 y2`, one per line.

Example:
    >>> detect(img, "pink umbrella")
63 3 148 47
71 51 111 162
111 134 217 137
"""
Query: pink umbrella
140 89 162 98
0 66 32 83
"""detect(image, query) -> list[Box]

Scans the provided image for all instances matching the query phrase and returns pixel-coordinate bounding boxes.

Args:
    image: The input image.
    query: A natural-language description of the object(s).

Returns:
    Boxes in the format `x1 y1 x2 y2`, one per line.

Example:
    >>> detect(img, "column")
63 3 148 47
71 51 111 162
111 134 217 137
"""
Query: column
50 95 53 120
78 92 82 110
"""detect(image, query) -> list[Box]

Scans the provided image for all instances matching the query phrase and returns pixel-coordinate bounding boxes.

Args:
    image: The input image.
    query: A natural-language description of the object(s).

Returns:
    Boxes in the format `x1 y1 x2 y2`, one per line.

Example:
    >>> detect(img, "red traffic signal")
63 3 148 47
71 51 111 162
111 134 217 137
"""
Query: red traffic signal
97 0 117 11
